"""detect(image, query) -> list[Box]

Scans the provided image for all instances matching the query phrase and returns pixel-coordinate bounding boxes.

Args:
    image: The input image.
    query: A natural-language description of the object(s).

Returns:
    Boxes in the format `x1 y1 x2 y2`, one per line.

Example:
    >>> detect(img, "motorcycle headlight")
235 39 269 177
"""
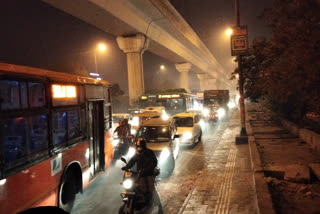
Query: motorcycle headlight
217 108 226 118
131 129 136 135
123 179 133 189
182 132 193 140
112 139 120 147
160 147 170 160
126 147 136 158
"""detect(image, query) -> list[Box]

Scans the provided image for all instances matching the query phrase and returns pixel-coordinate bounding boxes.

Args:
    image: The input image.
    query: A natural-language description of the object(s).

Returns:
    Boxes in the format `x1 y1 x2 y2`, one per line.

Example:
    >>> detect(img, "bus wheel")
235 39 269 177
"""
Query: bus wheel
59 172 76 212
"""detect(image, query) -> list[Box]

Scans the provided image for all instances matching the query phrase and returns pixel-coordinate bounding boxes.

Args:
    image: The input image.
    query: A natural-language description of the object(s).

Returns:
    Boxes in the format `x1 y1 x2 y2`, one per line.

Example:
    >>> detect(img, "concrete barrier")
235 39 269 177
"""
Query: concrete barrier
280 118 320 154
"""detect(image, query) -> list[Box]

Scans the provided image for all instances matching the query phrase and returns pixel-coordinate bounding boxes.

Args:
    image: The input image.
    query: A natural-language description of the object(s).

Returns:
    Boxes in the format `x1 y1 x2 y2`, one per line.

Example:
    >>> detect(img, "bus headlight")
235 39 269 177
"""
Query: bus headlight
217 108 226 118
228 101 236 109
160 147 170 161
182 132 193 140
202 108 209 117
123 179 133 189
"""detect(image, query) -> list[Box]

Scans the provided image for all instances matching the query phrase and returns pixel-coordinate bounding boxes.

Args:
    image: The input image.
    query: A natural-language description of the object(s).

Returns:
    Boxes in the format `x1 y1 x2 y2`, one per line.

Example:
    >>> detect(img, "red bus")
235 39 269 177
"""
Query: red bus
0 63 114 213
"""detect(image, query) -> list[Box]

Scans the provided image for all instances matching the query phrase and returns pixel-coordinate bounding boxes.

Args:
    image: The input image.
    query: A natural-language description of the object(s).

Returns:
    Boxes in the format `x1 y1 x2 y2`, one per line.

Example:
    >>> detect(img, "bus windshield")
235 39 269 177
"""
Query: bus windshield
204 98 222 106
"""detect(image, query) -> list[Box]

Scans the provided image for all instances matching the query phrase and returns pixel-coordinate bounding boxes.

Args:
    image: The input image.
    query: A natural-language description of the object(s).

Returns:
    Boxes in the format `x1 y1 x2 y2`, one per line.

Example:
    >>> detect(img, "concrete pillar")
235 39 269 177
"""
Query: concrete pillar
208 77 217 89
175 62 191 90
196 73 208 91
116 34 148 106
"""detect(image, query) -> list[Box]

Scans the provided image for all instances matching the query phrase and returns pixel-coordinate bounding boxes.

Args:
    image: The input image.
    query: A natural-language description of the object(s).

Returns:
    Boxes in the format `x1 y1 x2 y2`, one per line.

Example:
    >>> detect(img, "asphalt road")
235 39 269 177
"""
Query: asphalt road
71 119 229 214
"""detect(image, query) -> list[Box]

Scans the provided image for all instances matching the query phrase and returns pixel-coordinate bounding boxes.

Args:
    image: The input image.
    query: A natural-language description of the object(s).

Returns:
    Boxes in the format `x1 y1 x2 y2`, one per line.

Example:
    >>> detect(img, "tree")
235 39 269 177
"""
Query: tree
240 0 320 123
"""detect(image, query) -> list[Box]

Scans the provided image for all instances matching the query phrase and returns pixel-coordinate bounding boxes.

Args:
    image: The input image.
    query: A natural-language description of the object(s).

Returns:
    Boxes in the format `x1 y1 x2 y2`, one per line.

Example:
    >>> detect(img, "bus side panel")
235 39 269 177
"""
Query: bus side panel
0 141 89 214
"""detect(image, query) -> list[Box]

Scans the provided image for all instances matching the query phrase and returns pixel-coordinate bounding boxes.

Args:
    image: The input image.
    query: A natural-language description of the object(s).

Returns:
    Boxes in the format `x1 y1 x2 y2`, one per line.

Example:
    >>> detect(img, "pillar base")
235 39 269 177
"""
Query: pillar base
235 135 248 145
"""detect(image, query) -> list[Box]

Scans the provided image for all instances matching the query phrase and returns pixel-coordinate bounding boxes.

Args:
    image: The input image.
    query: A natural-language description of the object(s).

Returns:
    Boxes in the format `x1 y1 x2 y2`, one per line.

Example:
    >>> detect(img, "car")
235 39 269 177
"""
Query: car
143 106 166 114
173 112 202 147
131 111 162 134
134 118 180 177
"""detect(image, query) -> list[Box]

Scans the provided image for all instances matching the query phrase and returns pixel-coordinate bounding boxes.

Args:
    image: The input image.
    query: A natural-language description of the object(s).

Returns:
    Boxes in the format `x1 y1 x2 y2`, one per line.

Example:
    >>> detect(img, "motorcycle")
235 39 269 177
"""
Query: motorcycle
112 135 135 165
119 157 163 214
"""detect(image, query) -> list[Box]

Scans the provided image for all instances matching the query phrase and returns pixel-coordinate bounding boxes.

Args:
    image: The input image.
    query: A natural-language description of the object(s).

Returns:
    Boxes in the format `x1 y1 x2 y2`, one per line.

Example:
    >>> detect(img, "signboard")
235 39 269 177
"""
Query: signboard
231 25 248 56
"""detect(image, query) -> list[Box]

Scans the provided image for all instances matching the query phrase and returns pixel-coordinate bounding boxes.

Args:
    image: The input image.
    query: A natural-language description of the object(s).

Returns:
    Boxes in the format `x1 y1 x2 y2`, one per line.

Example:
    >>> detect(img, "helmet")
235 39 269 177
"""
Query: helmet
136 139 147 152
123 118 128 125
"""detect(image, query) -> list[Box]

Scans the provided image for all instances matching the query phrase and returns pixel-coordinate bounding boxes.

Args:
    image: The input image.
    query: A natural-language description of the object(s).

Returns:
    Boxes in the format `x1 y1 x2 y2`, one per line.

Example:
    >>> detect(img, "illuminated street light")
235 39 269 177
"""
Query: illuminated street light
97 43 106 52
226 28 233 37
160 64 165 70
94 42 107 80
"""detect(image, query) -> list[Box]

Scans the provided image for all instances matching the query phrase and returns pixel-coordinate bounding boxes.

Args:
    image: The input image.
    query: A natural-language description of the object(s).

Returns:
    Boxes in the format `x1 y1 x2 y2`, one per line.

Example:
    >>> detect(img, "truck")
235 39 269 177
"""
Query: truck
203 90 230 123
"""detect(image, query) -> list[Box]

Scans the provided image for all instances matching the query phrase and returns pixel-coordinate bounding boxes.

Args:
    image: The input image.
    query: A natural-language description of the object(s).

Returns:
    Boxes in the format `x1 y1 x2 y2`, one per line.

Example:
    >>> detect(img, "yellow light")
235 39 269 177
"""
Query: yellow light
160 65 165 70
141 96 148 100
52 84 76 98
226 28 233 36
97 43 106 52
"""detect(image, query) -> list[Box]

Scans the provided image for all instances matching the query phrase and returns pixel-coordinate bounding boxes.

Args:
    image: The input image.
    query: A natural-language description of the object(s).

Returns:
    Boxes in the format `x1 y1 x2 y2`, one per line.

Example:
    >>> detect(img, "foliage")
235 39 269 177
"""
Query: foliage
110 83 124 96
239 0 320 123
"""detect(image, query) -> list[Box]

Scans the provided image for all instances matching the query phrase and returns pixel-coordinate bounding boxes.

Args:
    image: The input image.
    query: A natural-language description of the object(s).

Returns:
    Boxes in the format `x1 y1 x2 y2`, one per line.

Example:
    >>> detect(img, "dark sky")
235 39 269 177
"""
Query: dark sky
0 0 272 94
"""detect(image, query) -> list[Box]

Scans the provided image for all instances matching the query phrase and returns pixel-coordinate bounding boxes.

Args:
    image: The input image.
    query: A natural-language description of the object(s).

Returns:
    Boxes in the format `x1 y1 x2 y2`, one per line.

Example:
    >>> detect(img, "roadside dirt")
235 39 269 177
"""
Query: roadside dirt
266 177 320 214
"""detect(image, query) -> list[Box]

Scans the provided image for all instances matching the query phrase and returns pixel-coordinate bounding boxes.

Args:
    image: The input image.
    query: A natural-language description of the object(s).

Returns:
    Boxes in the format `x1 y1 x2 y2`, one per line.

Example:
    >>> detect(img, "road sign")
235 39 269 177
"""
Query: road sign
231 25 248 56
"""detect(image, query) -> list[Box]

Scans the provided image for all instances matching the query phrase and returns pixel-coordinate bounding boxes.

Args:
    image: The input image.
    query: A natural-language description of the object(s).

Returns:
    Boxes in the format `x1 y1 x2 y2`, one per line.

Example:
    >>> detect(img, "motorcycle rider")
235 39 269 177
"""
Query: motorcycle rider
113 119 129 157
122 118 132 136
121 139 161 213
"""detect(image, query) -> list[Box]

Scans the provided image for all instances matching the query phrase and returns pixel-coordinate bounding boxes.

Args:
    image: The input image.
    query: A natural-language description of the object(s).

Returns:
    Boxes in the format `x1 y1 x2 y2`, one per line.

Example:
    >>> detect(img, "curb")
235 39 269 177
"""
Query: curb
246 109 276 214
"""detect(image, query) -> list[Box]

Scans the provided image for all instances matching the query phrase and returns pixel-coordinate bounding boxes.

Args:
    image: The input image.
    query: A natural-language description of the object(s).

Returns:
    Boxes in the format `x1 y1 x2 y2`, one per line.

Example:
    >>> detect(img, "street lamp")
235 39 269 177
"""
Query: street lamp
160 64 165 70
233 0 248 144
226 28 233 37
92 42 107 79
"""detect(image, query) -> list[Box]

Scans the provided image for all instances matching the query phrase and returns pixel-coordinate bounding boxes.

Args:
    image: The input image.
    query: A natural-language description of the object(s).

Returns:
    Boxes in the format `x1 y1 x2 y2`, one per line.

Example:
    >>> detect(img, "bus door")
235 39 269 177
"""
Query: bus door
88 100 105 179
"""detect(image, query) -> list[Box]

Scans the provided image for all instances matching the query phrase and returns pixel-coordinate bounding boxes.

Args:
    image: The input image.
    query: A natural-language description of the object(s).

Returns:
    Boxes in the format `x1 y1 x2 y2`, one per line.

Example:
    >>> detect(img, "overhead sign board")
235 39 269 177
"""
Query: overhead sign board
231 25 248 56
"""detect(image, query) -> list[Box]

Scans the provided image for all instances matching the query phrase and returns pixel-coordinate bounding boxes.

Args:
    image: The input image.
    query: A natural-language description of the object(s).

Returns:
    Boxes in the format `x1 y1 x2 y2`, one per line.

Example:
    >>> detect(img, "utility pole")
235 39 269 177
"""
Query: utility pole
234 0 248 144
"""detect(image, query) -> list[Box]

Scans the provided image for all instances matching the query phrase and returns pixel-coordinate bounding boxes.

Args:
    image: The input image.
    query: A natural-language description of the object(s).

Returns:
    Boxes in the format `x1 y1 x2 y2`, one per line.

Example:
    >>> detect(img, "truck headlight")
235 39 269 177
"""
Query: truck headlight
160 147 170 160
217 108 226 118
123 179 133 189
182 132 193 140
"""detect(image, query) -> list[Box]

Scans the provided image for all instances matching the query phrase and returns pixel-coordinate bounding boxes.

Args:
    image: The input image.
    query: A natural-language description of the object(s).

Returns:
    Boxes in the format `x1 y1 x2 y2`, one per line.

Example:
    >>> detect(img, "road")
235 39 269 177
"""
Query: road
71 118 230 214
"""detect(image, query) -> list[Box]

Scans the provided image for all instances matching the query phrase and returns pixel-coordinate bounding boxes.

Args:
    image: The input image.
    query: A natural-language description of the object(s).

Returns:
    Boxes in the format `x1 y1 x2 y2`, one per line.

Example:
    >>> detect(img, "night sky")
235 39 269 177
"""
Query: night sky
0 0 272 94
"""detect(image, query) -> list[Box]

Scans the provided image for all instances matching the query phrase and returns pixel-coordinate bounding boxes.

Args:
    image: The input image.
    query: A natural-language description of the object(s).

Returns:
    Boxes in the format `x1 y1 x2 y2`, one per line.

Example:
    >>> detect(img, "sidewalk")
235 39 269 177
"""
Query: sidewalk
177 102 320 214
177 110 259 214
246 102 320 214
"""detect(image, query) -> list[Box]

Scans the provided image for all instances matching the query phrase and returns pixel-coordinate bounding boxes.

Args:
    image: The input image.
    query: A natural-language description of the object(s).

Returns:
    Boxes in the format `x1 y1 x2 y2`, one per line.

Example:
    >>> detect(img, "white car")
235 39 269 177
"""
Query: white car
143 106 166 114
173 112 202 147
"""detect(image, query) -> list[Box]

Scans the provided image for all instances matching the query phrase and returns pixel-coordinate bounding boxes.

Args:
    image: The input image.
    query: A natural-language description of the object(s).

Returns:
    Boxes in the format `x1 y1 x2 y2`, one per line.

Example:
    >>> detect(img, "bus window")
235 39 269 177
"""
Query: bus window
68 110 80 139
53 112 67 145
28 82 45 108
3 117 27 165
0 80 21 110
30 114 48 153
53 110 81 145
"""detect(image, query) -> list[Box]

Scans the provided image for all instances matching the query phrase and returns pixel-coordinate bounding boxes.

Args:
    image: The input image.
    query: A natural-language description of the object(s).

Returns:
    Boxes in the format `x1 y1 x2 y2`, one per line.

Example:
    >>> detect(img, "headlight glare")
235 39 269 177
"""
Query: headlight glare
217 108 226 118
123 179 133 189
160 147 170 160
112 139 120 146
183 132 193 140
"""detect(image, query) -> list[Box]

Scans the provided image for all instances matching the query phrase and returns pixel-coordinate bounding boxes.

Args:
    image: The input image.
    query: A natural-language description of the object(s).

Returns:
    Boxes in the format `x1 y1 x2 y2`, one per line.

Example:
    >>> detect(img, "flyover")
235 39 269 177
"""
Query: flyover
43 0 234 105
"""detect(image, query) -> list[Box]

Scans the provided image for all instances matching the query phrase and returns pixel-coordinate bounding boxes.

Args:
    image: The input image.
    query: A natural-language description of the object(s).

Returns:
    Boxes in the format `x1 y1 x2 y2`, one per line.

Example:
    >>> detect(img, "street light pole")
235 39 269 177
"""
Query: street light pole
235 0 248 144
